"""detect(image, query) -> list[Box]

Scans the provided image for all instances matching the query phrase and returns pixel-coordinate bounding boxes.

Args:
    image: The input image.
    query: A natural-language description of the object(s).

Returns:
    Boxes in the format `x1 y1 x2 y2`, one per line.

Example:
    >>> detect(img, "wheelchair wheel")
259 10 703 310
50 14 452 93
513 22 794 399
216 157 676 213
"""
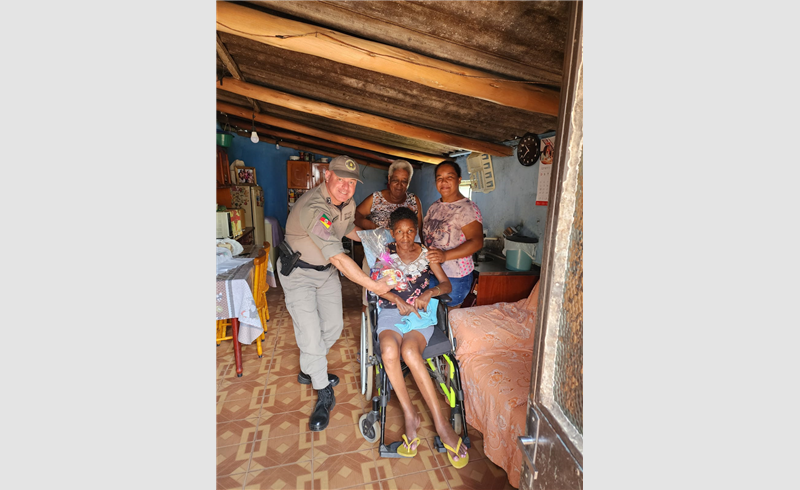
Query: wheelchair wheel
359 413 380 444
360 311 375 401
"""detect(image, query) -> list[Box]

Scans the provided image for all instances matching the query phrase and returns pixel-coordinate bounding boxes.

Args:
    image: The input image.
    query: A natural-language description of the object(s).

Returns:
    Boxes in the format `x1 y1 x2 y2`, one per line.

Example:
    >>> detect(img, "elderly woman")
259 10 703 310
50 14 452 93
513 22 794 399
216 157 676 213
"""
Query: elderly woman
354 159 423 235
423 160 483 308
355 160 423 307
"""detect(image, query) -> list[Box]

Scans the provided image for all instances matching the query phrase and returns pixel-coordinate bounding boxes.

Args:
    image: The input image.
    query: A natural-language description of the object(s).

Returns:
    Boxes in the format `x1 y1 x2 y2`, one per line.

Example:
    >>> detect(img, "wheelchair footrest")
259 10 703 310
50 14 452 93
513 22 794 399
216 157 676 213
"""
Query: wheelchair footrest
433 435 471 453
379 441 408 458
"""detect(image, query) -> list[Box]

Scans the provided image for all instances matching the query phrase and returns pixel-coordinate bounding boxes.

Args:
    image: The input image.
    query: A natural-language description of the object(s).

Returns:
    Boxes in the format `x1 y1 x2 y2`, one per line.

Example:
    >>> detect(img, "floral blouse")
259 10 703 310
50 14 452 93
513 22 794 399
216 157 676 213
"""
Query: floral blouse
376 243 434 309
422 197 483 278
368 191 419 229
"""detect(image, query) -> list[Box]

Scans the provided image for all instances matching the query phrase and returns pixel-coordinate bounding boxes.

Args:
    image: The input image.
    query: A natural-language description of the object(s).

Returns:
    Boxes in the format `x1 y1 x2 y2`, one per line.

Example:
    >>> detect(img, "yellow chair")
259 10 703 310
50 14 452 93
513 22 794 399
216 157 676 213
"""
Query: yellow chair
251 245 270 354
216 245 270 357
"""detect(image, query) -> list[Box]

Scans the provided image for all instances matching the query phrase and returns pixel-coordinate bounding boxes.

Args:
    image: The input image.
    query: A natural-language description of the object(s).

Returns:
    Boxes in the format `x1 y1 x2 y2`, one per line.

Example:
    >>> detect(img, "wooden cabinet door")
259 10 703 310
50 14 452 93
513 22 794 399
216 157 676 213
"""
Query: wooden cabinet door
311 163 329 188
475 275 539 306
217 146 232 186
287 160 311 189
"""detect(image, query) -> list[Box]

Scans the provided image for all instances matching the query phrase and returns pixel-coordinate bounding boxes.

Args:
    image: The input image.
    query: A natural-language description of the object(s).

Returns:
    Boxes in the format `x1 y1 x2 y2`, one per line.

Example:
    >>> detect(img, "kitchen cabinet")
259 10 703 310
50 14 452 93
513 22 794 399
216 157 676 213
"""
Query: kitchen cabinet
471 254 540 306
287 160 311 189
287 160 329 189
311 162 329 188
217 146 232 187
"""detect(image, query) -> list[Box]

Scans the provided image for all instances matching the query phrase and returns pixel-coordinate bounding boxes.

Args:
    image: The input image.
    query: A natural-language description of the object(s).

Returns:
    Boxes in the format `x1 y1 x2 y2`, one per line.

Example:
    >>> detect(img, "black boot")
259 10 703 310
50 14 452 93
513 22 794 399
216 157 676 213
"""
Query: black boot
308 383 336 432
298 371 340 387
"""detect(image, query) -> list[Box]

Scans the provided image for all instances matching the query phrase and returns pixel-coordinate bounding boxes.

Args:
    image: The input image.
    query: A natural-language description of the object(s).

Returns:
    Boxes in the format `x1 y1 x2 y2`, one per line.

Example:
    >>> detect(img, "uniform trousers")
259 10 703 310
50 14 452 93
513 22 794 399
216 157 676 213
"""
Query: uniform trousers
278 257 344 390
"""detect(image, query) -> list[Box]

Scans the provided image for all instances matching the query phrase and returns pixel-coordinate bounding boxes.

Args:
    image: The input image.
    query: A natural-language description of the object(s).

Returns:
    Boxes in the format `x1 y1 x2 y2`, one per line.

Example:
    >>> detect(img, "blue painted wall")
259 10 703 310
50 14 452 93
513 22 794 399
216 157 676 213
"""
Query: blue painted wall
408 147 550 265
220 128 389 228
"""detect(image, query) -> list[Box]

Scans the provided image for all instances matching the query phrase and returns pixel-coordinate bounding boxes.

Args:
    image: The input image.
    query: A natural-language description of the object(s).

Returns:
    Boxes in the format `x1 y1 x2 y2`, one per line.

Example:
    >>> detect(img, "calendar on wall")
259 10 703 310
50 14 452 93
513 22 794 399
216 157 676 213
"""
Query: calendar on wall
535 135 556 205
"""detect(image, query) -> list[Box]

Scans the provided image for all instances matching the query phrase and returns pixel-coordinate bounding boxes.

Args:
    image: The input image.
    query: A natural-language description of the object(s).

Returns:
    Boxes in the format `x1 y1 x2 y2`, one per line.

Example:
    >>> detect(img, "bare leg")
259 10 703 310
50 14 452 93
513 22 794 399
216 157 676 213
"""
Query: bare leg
378 330 421 450
401 331 468 461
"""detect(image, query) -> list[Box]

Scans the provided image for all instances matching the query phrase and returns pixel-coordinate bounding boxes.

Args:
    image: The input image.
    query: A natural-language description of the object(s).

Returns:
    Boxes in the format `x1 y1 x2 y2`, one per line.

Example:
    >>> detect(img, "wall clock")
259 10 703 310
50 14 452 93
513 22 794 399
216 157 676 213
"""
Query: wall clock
517 132 541 167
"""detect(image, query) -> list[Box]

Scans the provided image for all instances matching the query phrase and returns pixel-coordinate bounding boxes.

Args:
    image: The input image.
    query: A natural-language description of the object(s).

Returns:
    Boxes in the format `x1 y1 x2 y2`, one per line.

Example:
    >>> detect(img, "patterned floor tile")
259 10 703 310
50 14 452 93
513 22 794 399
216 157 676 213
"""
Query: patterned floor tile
217 395 263 423
268 350 303 378
223 357 271 381
218 277 512 489
218 380 269 402
256 409 309 439
325 401 366 431
216 472 246 490
217 344 236 361
243 461 313 490
338 482 383 490
439 457 516 490
262 385 317 413
248 432 314 470
313 422 378 457
263 373 309 396
380 468 450 490
217 441 253 477
217 363 231 380
313 449 377 490
336 386 367 409
218 417 260 448
272 332 299 351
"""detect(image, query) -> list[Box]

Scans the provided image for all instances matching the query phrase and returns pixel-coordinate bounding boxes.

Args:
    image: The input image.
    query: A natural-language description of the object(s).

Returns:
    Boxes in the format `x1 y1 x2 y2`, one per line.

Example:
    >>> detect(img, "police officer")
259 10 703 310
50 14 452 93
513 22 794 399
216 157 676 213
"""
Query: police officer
278 155 392 431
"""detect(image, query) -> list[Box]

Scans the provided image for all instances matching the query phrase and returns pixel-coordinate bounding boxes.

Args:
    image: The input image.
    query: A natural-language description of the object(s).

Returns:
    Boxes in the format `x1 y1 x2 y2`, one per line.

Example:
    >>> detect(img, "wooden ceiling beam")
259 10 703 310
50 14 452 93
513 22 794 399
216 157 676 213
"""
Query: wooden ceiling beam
216 33 261 114
223 115 396 165
252 1 563 86
217 78 512 157
217 101 445 165
216 2 560 116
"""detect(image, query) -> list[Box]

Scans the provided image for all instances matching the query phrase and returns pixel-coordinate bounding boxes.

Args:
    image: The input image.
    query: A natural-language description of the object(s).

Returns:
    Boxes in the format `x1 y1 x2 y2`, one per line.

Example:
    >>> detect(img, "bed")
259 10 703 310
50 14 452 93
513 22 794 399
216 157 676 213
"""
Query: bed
450 281 540 488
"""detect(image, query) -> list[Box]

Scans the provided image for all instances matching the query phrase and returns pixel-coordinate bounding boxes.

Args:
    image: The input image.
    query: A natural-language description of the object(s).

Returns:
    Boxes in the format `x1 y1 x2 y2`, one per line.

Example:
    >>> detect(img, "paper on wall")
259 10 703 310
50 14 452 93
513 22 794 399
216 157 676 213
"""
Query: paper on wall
535 135 556 205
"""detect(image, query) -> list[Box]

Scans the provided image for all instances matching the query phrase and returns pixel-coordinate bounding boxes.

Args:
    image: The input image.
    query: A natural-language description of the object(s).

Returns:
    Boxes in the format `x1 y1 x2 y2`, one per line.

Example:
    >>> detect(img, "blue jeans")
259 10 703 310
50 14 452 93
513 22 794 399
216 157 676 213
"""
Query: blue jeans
429 274 473 307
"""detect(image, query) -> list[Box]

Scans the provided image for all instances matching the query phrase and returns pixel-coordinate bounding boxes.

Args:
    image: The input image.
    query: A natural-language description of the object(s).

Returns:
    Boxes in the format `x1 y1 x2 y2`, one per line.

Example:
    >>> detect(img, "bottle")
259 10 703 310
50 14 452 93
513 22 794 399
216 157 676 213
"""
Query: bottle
289 190 296 203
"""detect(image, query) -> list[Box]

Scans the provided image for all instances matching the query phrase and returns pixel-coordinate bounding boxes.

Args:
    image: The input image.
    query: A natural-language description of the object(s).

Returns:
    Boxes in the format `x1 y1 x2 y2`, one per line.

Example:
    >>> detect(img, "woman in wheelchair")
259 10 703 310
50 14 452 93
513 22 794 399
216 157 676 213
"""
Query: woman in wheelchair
373 207 469 467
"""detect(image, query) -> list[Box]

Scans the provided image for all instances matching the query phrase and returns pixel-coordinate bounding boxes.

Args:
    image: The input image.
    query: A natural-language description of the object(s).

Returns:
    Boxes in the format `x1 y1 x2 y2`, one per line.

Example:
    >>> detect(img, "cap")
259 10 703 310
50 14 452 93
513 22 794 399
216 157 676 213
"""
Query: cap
327 155 363 183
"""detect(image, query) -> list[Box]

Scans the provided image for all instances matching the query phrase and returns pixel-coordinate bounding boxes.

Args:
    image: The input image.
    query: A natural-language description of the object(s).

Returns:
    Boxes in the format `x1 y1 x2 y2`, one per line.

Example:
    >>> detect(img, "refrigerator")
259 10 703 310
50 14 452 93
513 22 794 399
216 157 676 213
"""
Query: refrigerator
217 185 265 246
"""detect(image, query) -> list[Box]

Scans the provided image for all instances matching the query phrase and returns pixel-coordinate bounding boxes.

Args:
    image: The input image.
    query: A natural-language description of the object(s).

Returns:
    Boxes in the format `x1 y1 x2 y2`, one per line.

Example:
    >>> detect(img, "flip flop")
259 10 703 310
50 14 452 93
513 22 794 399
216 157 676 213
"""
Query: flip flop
397 434 420 458
443 437 469 469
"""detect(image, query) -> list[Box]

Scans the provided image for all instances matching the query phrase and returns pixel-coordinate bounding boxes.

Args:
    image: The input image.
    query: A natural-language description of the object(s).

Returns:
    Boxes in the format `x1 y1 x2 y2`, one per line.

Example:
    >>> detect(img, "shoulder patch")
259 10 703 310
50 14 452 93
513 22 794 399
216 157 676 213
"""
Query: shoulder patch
319 213 332 229
311 211 333 240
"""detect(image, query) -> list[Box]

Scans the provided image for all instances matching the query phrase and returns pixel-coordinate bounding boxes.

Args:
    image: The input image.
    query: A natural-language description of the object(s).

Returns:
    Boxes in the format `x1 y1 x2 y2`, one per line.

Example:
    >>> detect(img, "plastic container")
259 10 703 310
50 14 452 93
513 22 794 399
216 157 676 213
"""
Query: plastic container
216 133 233 147
504 234 537 271
505 250 533 271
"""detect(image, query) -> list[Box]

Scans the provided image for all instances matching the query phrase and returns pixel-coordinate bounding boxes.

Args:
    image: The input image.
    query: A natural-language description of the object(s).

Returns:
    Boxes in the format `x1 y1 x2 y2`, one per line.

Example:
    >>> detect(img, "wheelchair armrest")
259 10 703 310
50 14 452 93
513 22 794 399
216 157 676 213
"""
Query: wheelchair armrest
434 293 452 304
367 290 379 305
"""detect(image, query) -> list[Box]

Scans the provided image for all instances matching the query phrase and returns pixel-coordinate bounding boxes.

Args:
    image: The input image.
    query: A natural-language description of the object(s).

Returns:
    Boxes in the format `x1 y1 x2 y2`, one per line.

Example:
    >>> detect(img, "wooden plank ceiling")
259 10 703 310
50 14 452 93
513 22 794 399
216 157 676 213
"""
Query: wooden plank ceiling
216 1 569 167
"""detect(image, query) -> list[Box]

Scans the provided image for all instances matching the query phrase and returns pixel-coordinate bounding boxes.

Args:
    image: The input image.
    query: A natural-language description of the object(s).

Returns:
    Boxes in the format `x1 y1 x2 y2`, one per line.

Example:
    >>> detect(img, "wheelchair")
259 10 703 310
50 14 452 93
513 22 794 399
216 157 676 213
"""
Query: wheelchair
358 290 471 457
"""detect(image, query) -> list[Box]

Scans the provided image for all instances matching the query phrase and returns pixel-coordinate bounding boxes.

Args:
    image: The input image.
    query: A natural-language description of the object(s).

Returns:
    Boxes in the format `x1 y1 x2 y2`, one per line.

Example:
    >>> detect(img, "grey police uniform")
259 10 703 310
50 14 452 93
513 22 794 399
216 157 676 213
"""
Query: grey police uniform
278 182 356 390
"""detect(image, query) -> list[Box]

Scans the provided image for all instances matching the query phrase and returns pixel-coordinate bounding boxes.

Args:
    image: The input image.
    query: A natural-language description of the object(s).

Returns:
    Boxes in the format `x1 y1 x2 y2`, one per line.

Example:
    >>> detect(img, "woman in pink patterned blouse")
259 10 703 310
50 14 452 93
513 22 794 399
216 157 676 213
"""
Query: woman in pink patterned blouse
423 161 484 308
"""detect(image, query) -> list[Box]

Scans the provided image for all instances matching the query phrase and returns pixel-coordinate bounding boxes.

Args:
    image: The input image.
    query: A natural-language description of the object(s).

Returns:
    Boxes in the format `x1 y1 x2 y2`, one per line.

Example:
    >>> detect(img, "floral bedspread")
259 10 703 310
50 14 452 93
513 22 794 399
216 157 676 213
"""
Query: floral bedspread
450 282 540 488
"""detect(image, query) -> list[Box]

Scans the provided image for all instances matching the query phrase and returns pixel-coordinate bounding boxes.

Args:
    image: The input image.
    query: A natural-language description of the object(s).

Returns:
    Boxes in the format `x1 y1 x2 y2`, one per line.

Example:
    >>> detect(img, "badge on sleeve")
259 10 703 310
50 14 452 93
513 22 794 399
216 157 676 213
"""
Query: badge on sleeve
311 211 333 239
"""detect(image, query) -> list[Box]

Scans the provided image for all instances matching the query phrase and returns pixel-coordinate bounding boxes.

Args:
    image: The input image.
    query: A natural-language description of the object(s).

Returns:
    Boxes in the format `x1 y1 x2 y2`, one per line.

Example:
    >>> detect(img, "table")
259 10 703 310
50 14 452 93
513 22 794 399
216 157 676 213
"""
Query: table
216 243 278 376
472 252 540 306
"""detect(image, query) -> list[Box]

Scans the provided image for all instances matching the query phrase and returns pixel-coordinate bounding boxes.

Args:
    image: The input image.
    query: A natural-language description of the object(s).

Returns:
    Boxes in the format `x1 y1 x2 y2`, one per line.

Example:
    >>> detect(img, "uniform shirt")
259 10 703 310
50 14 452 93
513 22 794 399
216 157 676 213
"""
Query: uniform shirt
284 183 356 266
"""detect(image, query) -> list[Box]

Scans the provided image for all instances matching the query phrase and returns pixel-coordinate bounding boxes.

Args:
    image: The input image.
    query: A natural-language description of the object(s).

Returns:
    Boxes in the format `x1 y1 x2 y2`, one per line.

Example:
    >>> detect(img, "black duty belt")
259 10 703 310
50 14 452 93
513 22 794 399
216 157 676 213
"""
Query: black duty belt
295 259 331 272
